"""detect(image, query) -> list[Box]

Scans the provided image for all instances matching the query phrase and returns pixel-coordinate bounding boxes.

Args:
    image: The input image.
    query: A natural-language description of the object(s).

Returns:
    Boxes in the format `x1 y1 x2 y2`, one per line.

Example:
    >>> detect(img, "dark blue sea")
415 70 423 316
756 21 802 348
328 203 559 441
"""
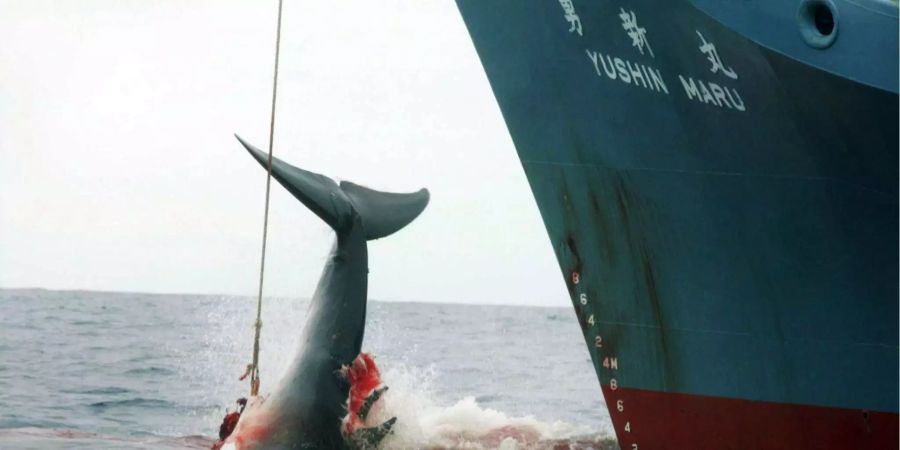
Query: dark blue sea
0 289 614 449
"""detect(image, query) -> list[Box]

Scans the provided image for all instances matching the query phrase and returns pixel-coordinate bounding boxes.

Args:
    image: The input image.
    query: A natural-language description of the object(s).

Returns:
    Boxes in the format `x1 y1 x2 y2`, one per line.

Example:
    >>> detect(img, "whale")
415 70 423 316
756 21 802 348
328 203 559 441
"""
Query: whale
222 135 429 450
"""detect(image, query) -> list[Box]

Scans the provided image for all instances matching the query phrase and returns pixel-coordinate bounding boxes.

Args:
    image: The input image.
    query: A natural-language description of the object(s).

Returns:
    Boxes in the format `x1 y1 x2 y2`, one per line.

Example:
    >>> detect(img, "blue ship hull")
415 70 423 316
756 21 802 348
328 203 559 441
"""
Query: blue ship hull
455 0 898 448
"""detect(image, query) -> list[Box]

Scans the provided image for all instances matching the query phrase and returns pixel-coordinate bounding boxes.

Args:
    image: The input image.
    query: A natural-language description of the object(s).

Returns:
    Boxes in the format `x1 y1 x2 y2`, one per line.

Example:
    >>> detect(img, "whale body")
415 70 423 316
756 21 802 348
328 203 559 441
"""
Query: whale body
222 135 429 450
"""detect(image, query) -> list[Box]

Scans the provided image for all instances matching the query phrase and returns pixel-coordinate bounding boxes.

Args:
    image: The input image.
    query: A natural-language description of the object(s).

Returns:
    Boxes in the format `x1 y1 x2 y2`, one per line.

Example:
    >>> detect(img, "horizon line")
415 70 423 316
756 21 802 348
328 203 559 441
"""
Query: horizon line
0 285 569 309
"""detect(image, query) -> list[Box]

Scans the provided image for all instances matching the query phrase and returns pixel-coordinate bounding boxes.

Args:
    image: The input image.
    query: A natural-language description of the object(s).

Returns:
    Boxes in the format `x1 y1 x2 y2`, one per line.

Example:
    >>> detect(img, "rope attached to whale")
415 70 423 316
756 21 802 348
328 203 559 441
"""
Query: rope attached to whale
249 0 285 397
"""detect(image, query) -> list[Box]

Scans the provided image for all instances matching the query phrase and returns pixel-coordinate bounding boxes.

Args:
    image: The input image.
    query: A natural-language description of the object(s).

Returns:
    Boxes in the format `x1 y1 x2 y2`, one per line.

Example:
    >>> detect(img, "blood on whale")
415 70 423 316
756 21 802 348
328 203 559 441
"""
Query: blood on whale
342 352 384 435
215 353 383 450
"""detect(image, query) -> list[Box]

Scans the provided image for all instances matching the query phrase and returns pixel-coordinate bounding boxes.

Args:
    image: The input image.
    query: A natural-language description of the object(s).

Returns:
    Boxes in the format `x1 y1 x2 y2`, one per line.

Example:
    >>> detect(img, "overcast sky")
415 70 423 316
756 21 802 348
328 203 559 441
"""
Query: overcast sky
0 1 569 306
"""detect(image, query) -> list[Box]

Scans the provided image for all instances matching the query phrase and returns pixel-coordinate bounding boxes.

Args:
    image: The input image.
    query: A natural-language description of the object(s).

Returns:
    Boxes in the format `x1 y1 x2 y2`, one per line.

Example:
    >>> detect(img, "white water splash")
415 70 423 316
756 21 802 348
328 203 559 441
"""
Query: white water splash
373 365 605 450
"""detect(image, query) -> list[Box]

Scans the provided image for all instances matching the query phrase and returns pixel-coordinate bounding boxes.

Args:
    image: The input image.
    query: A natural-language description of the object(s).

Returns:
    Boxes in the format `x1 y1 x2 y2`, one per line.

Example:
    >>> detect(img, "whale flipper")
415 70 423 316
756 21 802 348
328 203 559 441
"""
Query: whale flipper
348 417 397 450
357 386 389 422
236 134 428 239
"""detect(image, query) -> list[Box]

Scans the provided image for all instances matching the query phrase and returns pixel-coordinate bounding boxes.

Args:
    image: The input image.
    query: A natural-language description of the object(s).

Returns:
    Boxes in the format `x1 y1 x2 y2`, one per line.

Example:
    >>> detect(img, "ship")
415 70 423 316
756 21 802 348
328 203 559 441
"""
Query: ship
454 0 899 448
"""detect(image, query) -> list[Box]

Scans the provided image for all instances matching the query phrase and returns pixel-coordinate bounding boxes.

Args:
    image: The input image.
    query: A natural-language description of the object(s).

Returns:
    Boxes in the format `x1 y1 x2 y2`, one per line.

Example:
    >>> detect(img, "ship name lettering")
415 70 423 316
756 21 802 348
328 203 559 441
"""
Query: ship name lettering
619 8 653 57
696 31 738 79
586 49 669 95
677 75 746 111
558 0 583 36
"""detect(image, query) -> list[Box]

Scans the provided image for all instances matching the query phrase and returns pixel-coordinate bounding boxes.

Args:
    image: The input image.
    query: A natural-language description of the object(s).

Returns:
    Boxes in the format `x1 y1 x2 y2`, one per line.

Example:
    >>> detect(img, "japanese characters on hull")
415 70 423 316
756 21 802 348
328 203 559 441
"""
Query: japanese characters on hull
562 1 747 111
558 0 583 36
680 31 745 110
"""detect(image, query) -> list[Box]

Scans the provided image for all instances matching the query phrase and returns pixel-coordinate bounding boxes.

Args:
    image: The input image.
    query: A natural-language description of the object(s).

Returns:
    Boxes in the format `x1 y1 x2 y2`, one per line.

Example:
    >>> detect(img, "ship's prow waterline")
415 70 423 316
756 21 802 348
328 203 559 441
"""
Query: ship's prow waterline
455 0 898 448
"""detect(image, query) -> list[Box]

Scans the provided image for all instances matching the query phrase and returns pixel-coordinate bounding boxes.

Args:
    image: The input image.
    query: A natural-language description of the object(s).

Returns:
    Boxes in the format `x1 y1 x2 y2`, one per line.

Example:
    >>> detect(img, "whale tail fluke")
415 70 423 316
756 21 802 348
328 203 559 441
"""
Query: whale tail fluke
236 135 429 239
340 181 428 240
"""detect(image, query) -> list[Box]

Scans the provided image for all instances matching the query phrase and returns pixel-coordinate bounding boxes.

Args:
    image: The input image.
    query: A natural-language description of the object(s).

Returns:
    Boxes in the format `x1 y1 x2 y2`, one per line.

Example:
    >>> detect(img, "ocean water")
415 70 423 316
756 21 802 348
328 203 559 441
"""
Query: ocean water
0 289 615 449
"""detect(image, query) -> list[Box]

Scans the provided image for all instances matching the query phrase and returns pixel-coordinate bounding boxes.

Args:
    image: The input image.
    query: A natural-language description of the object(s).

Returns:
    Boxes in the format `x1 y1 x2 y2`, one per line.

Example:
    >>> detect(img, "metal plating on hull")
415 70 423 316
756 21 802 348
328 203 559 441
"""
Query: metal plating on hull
456 0 899 448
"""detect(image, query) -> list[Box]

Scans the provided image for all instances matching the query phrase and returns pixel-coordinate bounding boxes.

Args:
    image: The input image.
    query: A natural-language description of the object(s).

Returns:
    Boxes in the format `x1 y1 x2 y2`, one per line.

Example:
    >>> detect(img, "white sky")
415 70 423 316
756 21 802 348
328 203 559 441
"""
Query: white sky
0 1 569 306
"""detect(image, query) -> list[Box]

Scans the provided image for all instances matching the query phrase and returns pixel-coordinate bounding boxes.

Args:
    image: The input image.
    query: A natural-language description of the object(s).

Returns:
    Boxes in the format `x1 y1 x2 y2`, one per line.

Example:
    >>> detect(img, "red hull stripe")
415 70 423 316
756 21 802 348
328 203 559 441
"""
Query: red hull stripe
602 386 899 450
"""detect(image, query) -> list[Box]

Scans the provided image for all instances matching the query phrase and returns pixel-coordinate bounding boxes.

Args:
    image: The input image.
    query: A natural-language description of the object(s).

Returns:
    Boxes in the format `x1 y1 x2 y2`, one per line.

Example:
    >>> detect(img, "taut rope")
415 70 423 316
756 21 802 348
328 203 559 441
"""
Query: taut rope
250 0 285 397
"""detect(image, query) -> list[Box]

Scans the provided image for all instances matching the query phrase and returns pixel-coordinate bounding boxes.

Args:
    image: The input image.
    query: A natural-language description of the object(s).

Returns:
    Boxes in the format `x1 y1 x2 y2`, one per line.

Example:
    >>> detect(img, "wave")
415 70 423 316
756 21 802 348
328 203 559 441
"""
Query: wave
372 365 615 450
124 366 174 375
64 386 133 395
88 398 174 410
0 428 214 450
71 320 101 326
